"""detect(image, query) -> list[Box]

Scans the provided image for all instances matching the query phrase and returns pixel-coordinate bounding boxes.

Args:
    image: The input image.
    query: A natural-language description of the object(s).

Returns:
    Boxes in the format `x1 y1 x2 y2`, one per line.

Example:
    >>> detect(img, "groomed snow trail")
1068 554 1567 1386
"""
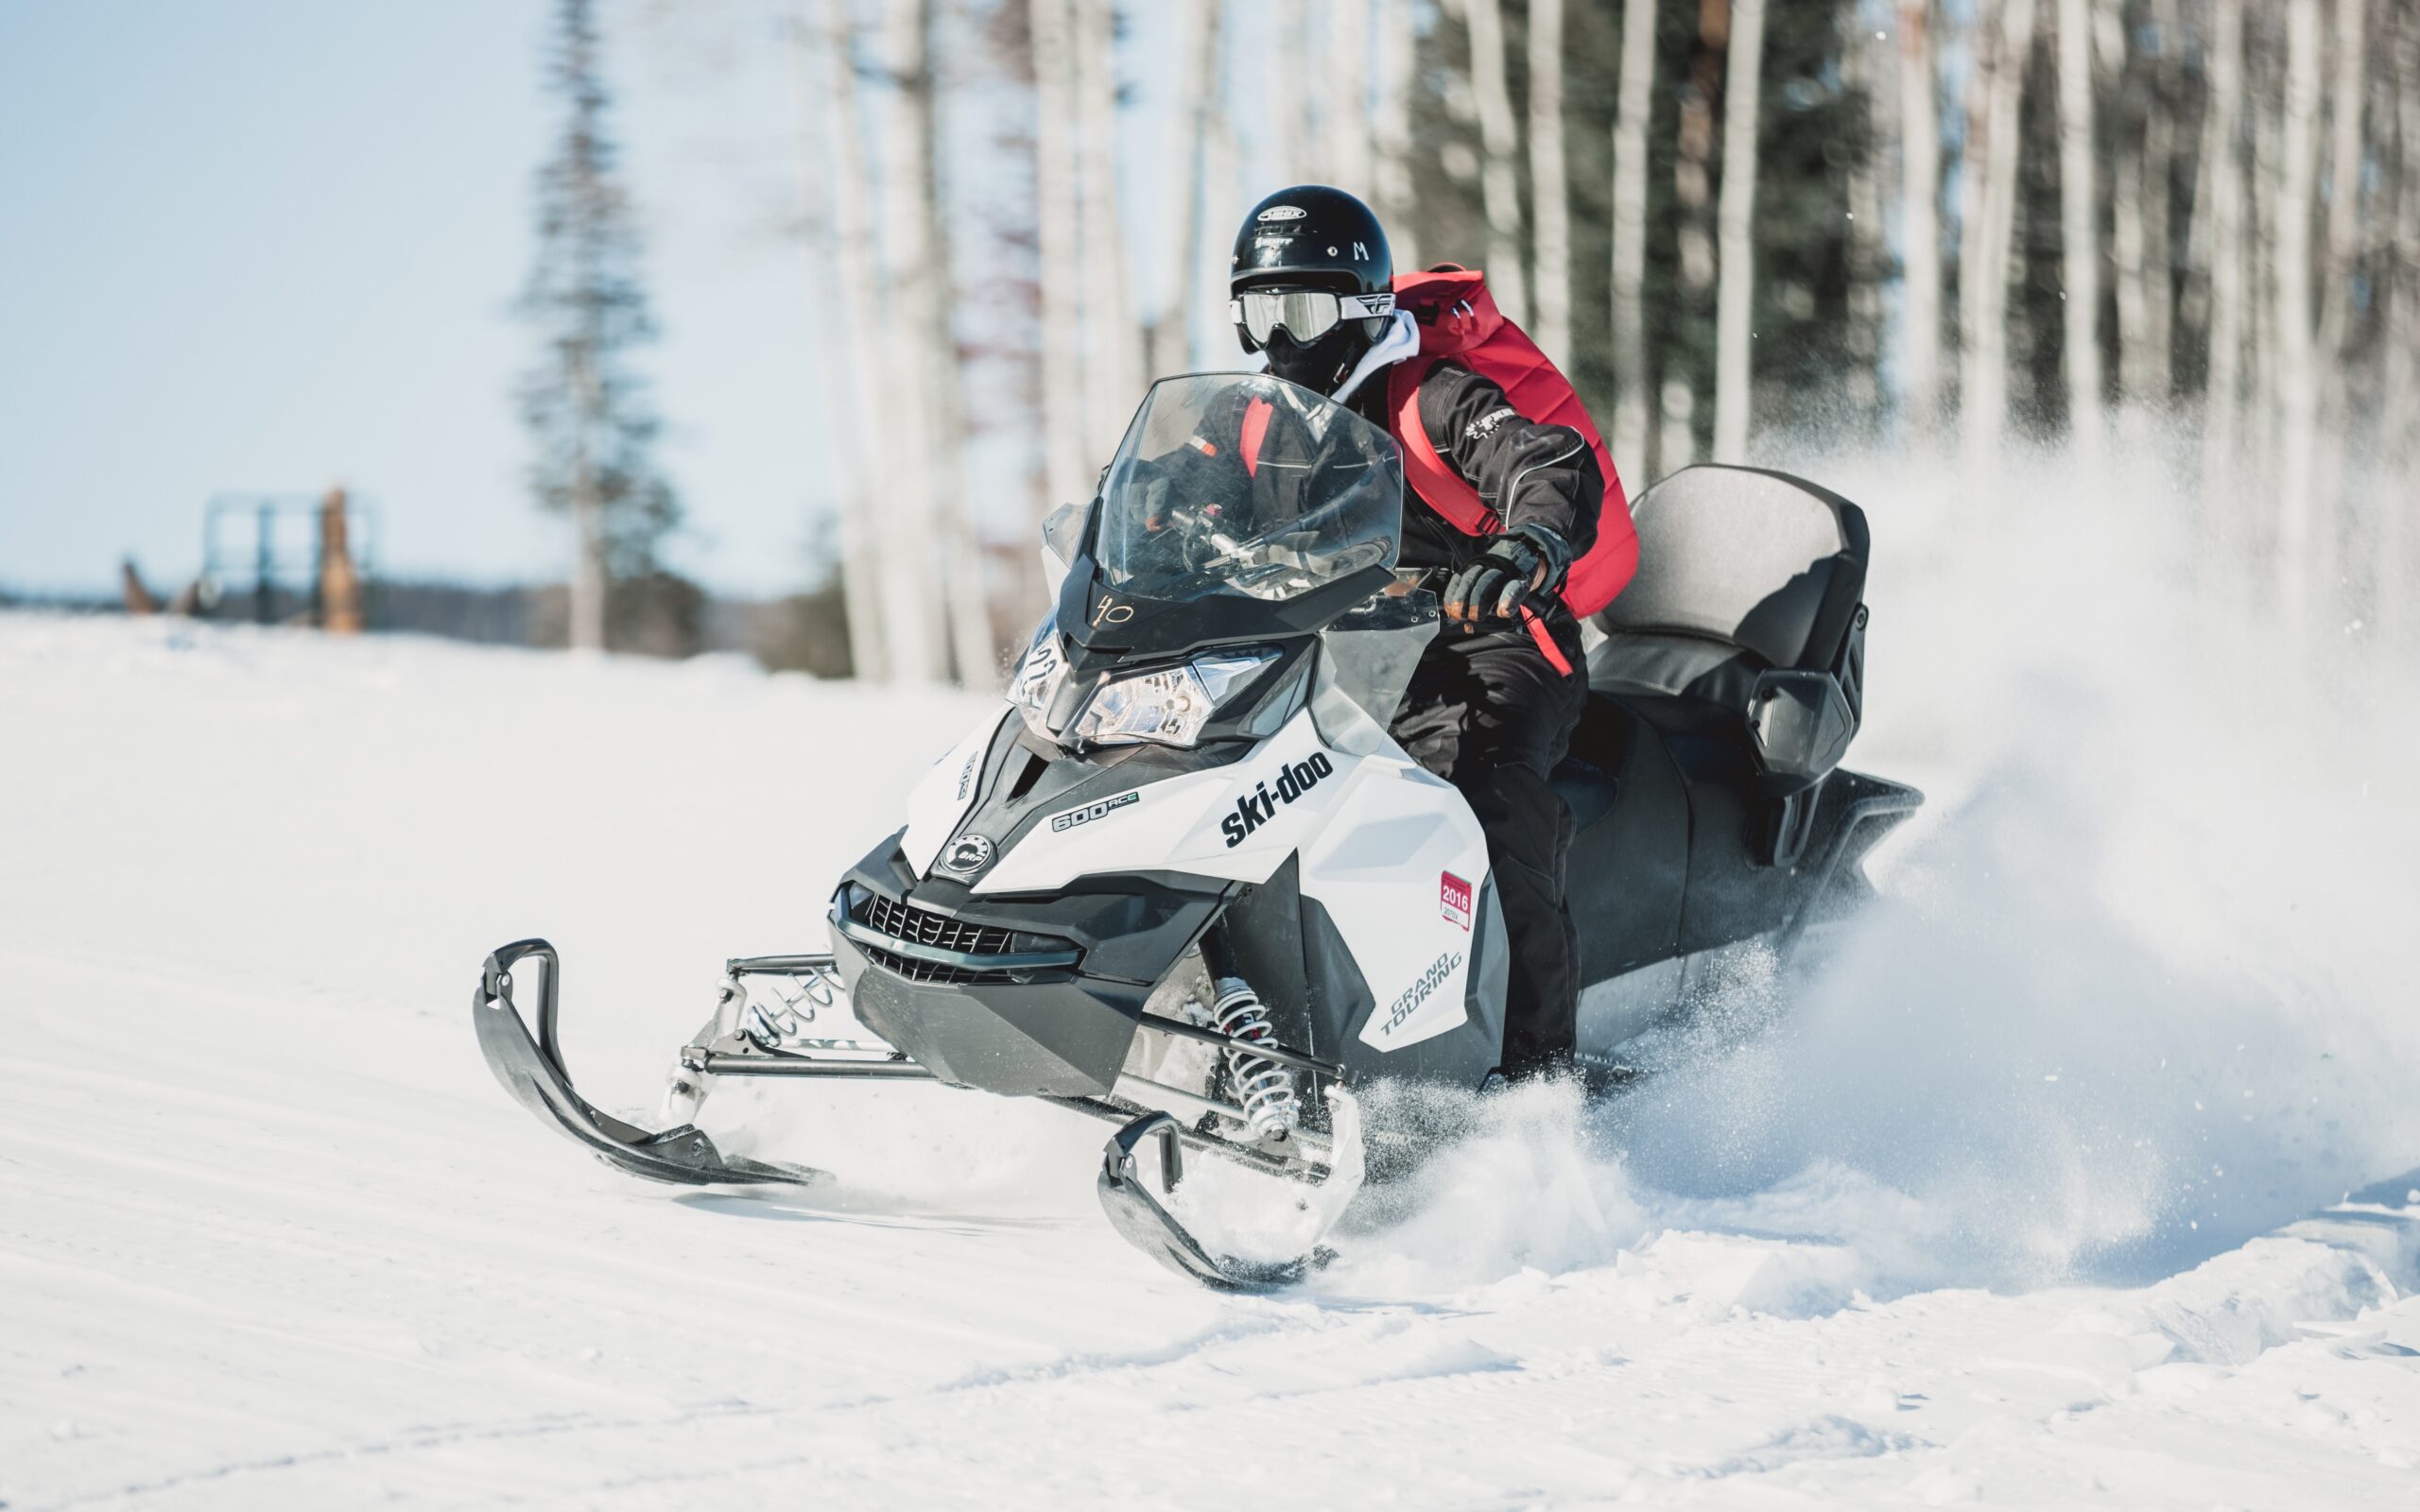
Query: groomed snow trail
7 455 2419 1509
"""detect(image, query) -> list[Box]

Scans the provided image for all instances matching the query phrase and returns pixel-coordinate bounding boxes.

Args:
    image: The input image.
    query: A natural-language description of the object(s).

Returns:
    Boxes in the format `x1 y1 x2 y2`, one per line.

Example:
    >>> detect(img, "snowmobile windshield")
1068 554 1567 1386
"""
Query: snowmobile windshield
1092 373 1402 606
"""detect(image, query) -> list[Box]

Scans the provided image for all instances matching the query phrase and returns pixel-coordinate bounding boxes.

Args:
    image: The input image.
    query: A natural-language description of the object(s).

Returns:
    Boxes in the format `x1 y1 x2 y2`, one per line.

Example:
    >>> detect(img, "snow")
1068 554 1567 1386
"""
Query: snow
7 451 2419 1508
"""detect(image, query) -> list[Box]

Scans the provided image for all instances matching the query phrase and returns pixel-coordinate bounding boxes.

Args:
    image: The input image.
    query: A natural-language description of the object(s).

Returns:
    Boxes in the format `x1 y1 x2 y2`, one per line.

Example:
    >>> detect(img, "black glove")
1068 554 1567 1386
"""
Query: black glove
1443 524 1572 627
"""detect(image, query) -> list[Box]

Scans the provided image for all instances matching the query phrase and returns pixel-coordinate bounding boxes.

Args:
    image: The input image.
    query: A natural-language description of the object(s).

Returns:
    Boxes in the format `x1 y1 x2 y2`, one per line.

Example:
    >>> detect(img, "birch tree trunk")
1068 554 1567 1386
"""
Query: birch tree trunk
2310 0 2367 593
1374 0 1421 266
570 473 607 652
1675 0 1724 438
2111 0 2177 431
1325 0 1373 194
1660 378 1698 472
1528 0 1572 368
1959 0 2037 472
1031 0 1088 524
2201 0 2246 490
1075 0 1142 464
2249 47 2280 473
2273 0 2324 618
1712 0 1766 463
1896 0 1945 440
1610 0 1658 472
908 14 993 685
791 0 887 680
1846 19 1886 418
1270 1 1309 183
1150 0 1219 381
2054 0 2103 449
1464 0 1530 325
2379 5 2420 645
875 0 951 681
2315 0 2368 387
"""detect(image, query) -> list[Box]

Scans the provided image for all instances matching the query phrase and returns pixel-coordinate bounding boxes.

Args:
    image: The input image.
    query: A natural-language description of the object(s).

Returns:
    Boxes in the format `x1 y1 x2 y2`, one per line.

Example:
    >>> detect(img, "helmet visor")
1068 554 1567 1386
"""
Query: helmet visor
1231 289 1394 346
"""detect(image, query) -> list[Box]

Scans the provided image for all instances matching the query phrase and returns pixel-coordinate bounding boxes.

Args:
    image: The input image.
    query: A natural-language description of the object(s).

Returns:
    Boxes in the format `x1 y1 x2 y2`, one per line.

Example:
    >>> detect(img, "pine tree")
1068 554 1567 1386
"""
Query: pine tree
519 0 682 654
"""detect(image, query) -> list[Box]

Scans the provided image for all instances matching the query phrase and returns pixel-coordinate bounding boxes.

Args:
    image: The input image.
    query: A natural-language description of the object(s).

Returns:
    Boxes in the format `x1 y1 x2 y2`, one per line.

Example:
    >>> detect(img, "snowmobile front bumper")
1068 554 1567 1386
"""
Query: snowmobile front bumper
473 939 828 1187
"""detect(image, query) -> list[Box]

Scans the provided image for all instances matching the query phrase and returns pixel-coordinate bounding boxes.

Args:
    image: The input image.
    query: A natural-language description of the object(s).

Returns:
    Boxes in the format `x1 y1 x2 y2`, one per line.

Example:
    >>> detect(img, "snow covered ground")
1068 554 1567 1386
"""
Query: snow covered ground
7 454 2420 1508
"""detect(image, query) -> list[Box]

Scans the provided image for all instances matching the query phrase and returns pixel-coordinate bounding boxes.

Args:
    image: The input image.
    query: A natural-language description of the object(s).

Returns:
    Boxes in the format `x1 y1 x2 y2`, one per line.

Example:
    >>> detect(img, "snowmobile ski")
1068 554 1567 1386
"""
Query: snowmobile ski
1095 1112 1328 1292
474 939 823 1188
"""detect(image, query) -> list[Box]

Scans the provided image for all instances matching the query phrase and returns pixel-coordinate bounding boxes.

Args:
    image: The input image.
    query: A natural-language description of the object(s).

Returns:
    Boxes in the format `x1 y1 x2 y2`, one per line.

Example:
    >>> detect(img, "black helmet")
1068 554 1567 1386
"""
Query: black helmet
1230 185 1394 396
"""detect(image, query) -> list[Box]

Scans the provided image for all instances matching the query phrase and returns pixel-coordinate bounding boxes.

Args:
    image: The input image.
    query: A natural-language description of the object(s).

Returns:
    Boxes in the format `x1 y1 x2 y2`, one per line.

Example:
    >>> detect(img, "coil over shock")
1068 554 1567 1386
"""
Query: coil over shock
1212 976 1298 1140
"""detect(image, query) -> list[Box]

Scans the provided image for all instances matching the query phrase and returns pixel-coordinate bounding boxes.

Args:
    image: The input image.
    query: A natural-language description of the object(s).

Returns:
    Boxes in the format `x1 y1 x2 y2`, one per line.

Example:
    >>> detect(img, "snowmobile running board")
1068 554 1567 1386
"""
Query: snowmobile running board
474 939 1342 1288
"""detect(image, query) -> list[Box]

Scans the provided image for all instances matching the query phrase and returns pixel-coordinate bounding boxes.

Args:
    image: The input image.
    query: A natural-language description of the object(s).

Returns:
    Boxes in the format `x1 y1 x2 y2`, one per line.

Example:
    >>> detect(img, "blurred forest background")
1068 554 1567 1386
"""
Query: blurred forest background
15 0 2419 679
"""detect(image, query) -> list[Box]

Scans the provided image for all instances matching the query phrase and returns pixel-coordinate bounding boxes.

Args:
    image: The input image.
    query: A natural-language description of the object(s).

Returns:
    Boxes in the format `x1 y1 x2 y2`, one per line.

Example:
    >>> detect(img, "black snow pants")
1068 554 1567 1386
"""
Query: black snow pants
1387 611 1589 1077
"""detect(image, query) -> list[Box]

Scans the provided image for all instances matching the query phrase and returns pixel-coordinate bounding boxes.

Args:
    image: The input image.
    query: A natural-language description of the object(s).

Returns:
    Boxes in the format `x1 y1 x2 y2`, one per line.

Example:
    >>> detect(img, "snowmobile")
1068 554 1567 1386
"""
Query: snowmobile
472 370 1920 1290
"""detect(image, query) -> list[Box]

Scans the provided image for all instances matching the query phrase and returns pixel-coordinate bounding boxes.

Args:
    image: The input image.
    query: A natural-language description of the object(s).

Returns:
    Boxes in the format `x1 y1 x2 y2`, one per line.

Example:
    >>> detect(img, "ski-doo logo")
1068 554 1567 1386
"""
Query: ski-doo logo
1049 790 1139 833
1219 750 1336 848
1256 204 1306 222
1380 951 1463 1036
1440 871 1473 931
941 834 994 874
954 750 979 803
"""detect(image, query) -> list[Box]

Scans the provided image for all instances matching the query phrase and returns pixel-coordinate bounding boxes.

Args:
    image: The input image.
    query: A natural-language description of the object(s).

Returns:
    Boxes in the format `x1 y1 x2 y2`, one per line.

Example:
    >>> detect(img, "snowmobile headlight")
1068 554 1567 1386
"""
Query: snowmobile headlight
1008 614 1073 740
1069 648 1280 749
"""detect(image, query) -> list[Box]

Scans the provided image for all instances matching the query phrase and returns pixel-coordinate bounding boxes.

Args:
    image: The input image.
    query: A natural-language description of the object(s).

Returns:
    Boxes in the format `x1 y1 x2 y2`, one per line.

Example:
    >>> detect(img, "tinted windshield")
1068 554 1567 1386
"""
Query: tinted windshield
1093 373 1402 604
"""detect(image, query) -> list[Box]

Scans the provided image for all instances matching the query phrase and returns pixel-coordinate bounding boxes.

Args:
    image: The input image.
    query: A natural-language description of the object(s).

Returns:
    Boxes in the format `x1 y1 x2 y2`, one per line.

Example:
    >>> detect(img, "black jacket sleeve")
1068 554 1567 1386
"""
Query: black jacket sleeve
1415 361 1602 558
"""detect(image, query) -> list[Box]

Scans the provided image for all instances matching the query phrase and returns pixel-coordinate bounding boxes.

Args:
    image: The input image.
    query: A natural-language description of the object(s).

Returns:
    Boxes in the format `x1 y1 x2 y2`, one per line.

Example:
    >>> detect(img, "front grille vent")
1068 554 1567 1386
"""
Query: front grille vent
848 892 1080 985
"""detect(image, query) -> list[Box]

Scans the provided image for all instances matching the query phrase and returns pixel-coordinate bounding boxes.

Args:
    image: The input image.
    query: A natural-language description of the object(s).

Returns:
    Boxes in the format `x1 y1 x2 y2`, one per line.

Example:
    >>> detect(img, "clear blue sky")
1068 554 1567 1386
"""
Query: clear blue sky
0 0 1262 600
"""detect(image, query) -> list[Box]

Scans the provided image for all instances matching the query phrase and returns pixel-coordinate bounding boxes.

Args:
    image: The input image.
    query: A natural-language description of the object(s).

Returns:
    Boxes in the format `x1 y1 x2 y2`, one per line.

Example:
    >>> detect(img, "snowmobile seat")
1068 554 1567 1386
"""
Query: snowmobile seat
1584 465 1869 797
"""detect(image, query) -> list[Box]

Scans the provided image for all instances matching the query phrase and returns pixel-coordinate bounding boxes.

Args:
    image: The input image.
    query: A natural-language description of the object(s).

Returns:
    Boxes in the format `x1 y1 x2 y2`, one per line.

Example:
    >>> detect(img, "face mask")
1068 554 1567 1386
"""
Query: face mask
1261 322 1372 396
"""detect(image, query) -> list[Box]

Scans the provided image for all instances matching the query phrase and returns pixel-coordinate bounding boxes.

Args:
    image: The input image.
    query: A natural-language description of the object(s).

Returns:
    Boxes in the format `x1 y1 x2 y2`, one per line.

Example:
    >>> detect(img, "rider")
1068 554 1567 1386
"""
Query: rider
1228 184 1637 1084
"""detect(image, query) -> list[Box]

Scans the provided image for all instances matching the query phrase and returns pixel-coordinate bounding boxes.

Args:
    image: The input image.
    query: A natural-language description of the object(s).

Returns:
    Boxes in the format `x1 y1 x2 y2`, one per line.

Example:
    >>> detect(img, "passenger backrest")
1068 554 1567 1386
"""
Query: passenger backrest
1590 466 1872 801
1598 465 1868 675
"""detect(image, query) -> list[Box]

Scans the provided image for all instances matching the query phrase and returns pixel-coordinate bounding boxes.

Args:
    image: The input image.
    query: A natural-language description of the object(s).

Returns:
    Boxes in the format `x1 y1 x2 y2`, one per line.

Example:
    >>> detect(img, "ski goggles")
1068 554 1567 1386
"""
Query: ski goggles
1229 288 1395 346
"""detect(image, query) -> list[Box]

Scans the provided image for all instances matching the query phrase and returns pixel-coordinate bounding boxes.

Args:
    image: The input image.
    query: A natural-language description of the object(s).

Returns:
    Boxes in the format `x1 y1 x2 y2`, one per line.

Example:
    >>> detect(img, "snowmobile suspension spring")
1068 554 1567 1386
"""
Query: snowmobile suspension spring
1212 977 1298 1140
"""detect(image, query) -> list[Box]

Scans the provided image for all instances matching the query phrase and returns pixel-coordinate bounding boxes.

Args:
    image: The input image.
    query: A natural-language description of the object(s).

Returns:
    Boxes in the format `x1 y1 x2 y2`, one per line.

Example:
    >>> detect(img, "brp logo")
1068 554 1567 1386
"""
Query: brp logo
941 834 994 874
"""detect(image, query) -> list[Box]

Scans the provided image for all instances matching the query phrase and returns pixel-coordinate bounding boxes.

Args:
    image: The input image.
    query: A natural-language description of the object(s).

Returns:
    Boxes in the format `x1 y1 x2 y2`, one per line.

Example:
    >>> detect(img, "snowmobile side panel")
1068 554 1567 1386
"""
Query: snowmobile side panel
472 940 821 1188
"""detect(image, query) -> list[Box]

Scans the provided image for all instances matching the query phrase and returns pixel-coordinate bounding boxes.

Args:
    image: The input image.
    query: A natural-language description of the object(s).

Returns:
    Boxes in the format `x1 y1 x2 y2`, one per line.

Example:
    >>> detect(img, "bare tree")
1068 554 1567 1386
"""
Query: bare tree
1845 17 1886 418
1959 0 2038 471
1712 0 1767 463
1896 0 1945 439
1463 0 1530 324
1031 0 1088 520
1610 0 1658 470
2200 0 2247 488
877 0 956 680
1076 0 1143 462
2381 3 2420 644
790 0 887 679
1373 0 1422 266
1675 1 1725 421
519 0 680 654
1325 0 1374 194
2273 0 2323 617
1528 0 1572 368
1660 377 1698 472
2111 0 2178 430
2054 0 2103 448
2316 0 2368 384
1270 0 1310 183
1150 0 1221 381
2311 0 2369 588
